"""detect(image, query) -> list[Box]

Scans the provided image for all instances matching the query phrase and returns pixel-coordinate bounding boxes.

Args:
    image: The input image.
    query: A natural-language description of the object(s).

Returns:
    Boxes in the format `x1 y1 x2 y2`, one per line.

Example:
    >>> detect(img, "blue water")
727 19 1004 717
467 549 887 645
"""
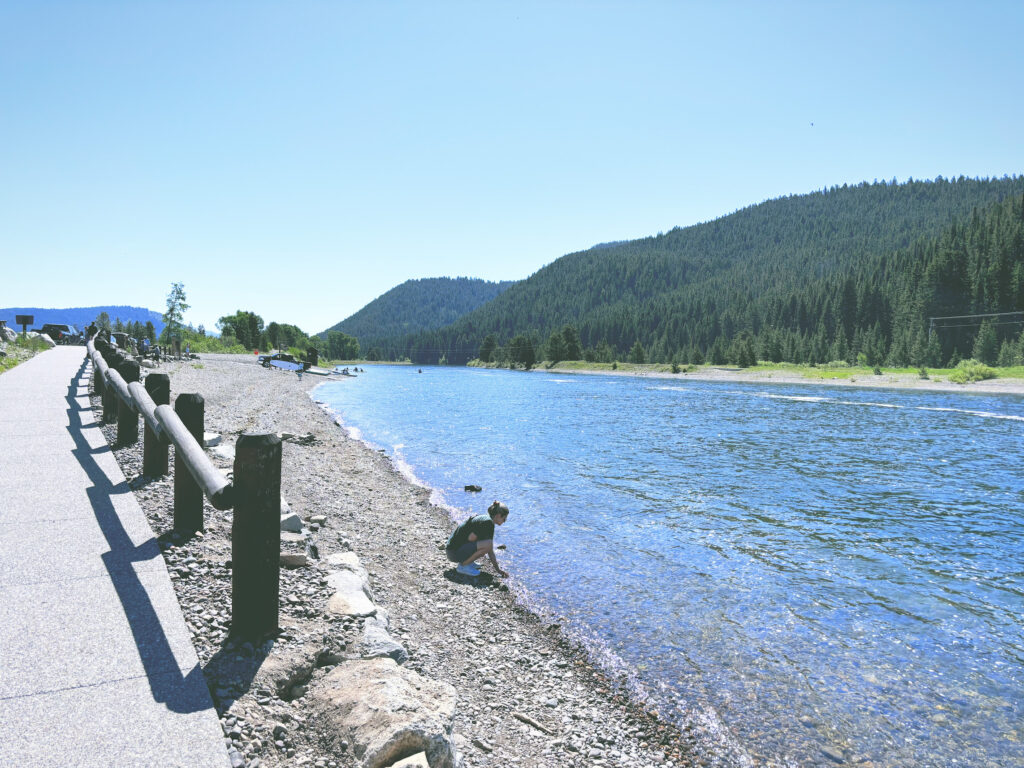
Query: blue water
314 367 1024 767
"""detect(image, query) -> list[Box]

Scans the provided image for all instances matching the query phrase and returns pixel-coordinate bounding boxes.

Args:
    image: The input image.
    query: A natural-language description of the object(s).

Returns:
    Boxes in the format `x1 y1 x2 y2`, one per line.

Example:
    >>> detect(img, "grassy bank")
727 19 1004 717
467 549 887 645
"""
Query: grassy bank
469 357 1024 389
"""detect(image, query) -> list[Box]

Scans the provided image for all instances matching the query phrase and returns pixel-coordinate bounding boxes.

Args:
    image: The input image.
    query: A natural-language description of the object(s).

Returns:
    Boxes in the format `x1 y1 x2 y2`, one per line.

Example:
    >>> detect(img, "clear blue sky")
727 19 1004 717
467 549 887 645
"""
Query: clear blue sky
2 1 1022 335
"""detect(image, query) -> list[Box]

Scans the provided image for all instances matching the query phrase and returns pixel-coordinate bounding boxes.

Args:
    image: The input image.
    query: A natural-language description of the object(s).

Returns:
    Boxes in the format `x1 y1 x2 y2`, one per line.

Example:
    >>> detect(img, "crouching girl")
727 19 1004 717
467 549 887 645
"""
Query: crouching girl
445 500 510 577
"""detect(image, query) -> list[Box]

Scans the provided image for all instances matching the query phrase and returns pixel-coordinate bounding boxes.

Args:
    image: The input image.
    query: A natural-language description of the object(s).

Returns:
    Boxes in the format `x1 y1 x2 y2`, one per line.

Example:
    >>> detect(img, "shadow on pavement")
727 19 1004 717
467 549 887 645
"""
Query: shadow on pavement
66 358 212 714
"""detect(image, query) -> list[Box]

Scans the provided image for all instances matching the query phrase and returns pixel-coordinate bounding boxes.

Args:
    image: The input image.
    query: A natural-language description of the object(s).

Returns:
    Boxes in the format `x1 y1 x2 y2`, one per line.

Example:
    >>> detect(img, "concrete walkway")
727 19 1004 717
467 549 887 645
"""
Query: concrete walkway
0 346 229 767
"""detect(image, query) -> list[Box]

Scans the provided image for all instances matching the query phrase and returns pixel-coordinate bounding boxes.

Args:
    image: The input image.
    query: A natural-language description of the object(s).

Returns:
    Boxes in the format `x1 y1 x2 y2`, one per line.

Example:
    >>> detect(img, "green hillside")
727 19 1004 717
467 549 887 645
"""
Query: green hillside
370 176 1024 366
321 277 515 356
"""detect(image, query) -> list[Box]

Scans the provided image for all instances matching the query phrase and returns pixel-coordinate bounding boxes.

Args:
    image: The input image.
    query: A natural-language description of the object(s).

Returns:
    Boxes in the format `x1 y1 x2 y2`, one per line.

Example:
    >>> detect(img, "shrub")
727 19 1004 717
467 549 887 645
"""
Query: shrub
948 359 997 384
671 362 680 374
918 368 929 380
872 366 882 375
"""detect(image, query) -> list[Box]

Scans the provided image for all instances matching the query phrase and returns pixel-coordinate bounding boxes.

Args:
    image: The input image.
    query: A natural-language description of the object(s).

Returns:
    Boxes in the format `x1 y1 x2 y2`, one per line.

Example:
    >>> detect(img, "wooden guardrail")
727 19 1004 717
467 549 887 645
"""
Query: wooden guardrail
87 335 281 638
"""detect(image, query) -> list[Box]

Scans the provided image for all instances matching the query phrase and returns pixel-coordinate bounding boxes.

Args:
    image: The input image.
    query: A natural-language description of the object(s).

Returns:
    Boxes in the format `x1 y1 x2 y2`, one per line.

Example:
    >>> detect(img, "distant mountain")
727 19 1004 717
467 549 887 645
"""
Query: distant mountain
367 175 1024 365
0 305 165 335
321 277 516 353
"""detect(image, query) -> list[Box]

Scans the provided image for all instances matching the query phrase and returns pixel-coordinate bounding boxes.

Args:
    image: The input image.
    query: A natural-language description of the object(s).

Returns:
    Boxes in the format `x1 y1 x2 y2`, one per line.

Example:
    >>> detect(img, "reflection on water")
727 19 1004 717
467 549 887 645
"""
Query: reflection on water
316 367 1024 767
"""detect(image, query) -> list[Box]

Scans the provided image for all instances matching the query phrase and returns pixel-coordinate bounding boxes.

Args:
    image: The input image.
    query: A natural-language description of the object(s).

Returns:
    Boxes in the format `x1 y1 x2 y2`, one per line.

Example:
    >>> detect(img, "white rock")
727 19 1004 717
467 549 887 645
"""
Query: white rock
309 659 456 768
326 570 376 617
325 551 366 579
211 444 235 461
204 431 222 447
386 752 429 768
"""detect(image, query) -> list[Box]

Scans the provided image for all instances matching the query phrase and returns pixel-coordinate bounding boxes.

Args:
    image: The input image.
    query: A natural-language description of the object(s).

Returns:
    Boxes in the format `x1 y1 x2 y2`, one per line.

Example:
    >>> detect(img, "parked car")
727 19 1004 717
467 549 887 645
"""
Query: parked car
38 324 82 345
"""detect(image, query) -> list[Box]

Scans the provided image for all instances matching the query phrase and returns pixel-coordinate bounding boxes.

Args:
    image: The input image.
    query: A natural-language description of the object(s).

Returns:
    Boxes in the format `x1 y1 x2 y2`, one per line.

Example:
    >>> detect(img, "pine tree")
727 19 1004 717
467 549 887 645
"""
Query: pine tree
561 325 582 360
972 321 998 364
478 334 497 363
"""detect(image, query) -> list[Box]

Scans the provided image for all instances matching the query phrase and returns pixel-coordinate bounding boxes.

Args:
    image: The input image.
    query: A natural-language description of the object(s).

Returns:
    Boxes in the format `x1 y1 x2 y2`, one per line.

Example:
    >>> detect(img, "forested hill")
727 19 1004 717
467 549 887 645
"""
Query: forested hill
321 277 515 355
372 176 1024 366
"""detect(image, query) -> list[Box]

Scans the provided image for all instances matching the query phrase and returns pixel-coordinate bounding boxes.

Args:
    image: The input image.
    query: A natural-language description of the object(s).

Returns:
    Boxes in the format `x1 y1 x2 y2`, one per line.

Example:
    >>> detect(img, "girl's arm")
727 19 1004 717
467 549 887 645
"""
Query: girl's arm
488 549 508 578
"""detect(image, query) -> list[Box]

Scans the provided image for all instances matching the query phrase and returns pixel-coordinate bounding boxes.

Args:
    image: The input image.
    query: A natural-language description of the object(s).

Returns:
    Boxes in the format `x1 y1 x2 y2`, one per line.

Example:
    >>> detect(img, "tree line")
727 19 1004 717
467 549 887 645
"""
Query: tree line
361 176 1024 367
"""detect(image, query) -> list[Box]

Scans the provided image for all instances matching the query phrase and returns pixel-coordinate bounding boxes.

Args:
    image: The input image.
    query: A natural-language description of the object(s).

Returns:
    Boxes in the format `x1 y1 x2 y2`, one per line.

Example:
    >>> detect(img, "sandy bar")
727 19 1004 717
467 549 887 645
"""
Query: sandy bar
537 363 1024 396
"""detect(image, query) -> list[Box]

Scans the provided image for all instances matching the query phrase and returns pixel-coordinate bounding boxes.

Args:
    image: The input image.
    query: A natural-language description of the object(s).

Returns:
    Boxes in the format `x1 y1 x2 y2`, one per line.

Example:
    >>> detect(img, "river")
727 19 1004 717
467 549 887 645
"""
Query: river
314 366 1024 767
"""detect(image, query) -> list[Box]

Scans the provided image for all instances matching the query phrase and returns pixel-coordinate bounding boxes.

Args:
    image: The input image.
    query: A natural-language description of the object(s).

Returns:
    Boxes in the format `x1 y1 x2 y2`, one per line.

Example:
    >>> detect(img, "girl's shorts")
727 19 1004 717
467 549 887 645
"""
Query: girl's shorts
446 541 479 563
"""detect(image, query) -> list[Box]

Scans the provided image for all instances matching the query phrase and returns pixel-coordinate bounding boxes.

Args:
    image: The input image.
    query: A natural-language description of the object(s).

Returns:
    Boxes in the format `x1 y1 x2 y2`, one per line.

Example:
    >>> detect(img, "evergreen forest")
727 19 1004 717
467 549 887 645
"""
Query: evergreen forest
320 277 514 360
360 176 1024 368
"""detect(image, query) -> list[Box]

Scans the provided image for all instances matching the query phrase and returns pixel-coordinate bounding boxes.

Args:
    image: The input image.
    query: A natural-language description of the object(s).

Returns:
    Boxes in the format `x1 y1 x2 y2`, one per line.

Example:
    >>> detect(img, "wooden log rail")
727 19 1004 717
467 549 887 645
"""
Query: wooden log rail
85 334 281 637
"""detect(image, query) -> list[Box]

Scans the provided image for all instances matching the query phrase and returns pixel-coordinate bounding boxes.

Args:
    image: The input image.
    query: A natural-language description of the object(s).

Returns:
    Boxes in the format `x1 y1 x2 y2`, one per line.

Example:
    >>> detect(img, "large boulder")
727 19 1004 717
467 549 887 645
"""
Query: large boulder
309 658 457 768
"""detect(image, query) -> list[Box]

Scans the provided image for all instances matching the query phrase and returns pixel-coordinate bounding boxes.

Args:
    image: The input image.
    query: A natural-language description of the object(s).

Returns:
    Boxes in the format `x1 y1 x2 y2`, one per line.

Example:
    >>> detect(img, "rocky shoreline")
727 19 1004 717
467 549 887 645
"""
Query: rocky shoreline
90 354 735 768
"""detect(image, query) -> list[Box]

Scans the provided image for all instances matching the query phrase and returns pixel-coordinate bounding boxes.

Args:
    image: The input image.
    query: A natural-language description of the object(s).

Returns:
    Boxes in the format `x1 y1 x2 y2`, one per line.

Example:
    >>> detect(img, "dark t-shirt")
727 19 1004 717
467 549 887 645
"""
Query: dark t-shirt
446 514 495 551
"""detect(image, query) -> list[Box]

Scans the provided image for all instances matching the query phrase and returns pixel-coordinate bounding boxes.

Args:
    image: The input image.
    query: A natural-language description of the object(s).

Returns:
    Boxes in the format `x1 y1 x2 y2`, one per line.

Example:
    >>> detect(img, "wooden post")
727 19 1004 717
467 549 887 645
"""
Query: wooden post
173 393 205 533
231 433 282 638
143 373 170 476
101 350 119 423
116 360 140 445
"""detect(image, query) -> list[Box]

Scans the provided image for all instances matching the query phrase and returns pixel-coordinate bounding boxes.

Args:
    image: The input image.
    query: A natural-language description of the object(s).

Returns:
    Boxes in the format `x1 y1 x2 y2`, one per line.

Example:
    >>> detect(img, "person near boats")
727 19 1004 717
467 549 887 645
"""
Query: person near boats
445 500 510 577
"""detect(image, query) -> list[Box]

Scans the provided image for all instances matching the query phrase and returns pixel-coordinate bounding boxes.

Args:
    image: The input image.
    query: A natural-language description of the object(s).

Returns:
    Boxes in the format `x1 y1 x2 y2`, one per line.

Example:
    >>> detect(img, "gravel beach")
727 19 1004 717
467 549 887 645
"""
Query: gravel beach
91 354 727 768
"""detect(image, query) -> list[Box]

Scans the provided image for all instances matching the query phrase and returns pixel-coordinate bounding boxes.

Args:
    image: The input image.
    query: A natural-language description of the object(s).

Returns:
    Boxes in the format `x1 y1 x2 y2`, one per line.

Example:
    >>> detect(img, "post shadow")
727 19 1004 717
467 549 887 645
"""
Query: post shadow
64 358 211 714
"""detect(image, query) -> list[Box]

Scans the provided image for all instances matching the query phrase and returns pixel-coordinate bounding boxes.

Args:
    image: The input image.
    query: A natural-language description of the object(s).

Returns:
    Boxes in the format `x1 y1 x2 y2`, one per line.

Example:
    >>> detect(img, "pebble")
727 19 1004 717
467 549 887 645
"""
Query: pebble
822 744 846 763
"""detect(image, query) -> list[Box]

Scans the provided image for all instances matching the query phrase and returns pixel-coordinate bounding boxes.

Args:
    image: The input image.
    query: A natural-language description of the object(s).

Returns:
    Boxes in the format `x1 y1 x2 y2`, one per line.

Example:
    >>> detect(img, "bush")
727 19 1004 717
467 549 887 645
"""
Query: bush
948 359 997 384
0 334 50 373
918 368 929 380
872 366 882 375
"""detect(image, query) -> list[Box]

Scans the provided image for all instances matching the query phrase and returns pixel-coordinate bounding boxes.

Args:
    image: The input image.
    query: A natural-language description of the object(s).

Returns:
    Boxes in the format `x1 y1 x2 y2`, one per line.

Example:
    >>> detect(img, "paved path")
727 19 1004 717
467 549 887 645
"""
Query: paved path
0 346 229 767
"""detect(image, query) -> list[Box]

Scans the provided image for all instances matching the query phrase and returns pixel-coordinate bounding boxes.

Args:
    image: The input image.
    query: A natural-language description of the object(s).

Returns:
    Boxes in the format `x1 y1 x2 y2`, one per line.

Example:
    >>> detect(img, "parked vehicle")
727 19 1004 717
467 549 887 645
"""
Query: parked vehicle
38 324 82 345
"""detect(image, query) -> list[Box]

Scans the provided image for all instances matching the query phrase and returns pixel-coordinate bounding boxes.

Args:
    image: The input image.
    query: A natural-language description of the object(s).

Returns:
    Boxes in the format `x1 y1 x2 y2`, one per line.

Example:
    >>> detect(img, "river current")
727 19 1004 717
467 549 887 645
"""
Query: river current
314 366 1024 767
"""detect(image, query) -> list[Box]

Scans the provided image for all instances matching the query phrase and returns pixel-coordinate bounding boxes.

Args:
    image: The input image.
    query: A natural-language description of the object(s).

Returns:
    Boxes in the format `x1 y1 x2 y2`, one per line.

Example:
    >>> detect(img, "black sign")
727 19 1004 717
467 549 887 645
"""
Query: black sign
15 314 34 326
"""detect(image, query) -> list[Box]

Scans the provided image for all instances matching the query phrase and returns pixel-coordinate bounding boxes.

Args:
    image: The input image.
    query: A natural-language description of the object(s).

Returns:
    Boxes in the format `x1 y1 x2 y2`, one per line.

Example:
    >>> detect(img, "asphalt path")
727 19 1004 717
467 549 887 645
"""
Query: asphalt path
0 346 228 767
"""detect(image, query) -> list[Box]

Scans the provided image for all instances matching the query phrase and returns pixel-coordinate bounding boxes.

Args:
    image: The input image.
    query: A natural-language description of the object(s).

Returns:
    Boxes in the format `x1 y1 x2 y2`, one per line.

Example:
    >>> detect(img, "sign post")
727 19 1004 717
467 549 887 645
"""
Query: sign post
15 314 33 337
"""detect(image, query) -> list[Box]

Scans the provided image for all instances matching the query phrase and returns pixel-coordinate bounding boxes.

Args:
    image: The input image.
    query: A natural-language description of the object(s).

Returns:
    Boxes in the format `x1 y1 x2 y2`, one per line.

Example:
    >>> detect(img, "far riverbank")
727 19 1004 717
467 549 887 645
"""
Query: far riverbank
469 360 1024 396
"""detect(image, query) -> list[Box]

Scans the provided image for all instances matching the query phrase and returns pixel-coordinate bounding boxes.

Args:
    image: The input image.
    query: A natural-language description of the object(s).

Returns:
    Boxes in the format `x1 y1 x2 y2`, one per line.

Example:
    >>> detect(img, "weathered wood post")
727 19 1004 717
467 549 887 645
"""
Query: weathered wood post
143 373 170 476
173 393 205 533
101 349 119 423
90 338 104 399
92 358 103 400
116 360 140 446
231 433 282 637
